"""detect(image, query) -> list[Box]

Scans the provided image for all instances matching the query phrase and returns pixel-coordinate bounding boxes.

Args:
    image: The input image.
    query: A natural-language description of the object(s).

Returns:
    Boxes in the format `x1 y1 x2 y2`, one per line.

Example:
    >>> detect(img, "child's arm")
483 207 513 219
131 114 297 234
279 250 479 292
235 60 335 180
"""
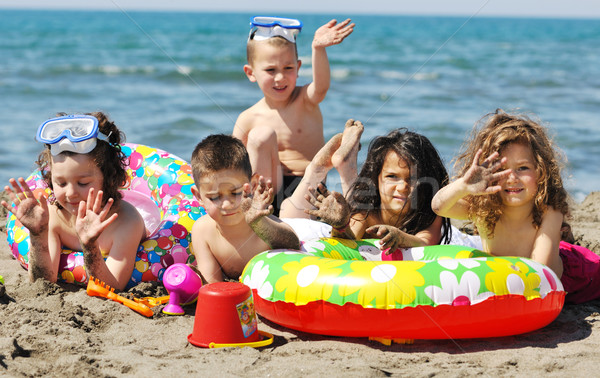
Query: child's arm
432 149 510 220
304 184 356 239
531 207 564 277
1 177 56 282
76 189 141 290
366 216 443 252
305 19 354 105
244 176 300 250
191 219 225 284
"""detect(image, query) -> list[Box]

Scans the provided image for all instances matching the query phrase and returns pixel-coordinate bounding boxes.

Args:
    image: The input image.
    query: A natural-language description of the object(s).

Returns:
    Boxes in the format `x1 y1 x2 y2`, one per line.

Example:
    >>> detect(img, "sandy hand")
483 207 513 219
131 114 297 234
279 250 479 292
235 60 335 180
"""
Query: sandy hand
365 224 404 253
313 19 355 48
75 188 118 247
2 177 49 235
242 176 274 226
305 183 350 228
462 149 511 196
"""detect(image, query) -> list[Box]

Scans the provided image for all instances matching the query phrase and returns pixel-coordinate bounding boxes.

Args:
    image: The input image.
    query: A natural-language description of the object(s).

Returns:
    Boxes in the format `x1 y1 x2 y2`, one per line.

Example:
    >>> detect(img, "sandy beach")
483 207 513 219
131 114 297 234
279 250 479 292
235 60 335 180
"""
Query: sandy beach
1 192 599 377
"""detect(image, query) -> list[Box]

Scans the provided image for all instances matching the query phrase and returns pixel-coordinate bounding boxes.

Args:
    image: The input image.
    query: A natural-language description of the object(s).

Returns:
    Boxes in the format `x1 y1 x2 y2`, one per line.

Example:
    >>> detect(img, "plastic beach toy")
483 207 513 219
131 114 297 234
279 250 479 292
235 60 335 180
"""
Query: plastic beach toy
162 263 203 315
87 276 154 317
188 282 273 348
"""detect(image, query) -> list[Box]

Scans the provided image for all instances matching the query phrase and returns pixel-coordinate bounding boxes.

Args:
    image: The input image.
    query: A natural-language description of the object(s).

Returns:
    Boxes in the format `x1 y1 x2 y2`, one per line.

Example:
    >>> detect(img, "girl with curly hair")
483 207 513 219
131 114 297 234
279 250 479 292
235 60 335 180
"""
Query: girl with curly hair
432 109 600 303
2 112 145 290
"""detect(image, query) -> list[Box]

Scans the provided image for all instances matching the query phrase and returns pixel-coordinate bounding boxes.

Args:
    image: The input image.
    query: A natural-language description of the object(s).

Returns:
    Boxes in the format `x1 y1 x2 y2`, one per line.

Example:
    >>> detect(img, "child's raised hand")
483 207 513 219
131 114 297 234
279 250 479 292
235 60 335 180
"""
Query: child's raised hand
462 149 510 196
242 176 274 226
2 177 49 235
305 183 350 228
312 19 355 48
365 224 404 253
75 188 118 247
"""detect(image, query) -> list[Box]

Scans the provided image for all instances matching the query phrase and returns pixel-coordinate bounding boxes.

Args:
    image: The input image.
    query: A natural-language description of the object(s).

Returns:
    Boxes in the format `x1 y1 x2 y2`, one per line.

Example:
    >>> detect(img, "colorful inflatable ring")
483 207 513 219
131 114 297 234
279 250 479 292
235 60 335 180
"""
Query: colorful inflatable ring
241 238 566 340
5 143 205 288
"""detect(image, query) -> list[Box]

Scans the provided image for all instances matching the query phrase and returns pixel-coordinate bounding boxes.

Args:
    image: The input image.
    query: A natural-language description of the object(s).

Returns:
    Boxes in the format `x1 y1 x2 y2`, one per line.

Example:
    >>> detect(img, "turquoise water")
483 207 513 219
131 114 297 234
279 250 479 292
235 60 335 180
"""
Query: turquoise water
1 10 599 200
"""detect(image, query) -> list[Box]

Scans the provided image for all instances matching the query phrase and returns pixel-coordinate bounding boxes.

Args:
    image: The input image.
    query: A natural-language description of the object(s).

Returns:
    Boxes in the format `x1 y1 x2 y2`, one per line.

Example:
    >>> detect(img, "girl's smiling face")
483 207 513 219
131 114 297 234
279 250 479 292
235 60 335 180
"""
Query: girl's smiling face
378 150 412 218
498 142 539 208
51 153 104 214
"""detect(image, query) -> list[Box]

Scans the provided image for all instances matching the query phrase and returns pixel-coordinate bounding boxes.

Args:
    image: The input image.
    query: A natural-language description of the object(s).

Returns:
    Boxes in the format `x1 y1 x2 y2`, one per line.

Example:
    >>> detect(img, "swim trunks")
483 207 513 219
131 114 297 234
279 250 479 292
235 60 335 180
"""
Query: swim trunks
559 241 600 304
272 175 303 216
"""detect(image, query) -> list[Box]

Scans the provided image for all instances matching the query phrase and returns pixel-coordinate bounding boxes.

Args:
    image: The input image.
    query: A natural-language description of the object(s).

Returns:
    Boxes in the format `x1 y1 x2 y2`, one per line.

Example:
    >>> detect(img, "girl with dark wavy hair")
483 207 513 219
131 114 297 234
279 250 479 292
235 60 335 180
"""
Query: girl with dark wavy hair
307 127 452 252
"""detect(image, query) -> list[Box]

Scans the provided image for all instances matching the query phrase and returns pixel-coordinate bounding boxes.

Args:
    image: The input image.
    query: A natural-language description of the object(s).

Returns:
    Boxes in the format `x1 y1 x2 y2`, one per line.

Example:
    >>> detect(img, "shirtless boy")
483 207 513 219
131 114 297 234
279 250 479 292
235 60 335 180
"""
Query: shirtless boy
190 134 300 283
233 16 354 213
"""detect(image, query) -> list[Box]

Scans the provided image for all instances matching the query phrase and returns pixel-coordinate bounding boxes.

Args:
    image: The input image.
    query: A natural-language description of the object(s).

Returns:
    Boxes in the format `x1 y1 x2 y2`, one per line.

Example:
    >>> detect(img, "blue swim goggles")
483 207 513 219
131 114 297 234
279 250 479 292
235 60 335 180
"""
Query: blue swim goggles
249 16 302 43
36 115 109 155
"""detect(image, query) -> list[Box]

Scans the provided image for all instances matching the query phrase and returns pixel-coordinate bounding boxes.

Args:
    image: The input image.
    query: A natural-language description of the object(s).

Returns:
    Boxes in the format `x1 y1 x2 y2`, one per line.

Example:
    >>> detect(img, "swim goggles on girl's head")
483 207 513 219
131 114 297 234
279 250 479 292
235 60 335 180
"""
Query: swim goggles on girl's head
36 114 109 155
249 16 302 43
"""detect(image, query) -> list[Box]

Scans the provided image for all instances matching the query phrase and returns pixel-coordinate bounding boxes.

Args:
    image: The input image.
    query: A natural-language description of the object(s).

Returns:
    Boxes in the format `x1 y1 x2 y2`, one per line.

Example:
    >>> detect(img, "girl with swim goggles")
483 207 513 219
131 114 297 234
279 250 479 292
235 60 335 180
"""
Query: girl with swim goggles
2 113 145 290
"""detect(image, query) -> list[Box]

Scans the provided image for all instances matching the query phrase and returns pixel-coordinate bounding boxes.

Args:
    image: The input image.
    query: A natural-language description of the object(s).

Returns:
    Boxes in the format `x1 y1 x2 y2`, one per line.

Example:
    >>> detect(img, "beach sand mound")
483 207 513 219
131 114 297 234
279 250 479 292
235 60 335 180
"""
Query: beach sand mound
1 192 599 376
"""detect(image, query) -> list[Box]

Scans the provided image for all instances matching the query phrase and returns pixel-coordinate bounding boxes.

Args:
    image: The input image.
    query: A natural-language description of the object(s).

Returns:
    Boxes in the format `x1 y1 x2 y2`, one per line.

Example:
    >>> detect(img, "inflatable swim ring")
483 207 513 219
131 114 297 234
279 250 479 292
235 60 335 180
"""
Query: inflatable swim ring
241 238 565 340
5 143 205 288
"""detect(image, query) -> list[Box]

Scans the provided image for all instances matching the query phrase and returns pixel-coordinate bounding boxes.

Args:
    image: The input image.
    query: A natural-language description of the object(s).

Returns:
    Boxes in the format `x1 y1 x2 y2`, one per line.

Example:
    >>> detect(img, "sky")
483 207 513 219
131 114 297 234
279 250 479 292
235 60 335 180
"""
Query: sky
1 0 600 19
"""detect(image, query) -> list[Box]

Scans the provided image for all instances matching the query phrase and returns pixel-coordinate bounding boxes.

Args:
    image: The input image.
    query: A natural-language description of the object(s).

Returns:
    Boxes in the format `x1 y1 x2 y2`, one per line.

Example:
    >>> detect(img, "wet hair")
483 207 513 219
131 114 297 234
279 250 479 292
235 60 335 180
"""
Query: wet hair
191 134 252 186
346 128 452 244
454 109 570 237
246 35 298 65
36 111 127 208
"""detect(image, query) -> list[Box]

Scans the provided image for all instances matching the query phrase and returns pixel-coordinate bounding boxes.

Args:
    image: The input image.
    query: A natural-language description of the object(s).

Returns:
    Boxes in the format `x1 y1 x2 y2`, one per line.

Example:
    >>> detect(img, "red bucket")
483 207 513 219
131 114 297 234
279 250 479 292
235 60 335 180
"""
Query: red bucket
188 282 272 348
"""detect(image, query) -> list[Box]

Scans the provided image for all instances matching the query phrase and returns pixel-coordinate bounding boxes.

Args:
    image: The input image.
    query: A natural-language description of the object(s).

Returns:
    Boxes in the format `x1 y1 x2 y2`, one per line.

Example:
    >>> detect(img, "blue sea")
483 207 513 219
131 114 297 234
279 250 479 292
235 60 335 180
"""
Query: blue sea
1 10 599 201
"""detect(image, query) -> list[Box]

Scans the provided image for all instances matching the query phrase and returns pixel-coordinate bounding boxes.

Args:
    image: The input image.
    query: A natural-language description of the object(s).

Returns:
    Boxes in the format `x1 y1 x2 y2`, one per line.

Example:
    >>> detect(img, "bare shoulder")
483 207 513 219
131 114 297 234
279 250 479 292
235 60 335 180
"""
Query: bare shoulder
540 206 564 228
192 213 216 236
109 201 145 236
297 84 320 109
233 101 266 137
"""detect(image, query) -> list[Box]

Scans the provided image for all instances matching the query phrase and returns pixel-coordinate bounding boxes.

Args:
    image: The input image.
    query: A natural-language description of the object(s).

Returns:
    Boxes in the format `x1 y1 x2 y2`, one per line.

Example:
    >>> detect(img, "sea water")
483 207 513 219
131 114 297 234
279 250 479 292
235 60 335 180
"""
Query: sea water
1 10 599 200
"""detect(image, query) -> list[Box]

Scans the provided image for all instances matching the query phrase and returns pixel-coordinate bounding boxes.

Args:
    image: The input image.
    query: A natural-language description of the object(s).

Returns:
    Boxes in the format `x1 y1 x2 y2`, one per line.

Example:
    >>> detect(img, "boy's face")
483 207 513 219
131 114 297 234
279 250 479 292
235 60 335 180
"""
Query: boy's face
244 41 301 103
192 169 249 227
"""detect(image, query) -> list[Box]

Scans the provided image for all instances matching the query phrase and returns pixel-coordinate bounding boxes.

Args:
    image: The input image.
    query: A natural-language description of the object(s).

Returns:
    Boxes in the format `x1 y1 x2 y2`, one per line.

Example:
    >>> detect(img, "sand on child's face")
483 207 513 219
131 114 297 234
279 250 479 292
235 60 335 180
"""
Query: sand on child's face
197 169 248 226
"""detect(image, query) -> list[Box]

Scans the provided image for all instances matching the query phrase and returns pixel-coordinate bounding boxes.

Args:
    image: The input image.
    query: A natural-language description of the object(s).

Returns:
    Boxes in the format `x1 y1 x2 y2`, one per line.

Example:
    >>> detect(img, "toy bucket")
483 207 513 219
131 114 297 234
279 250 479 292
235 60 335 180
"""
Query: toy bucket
187 282 273 348
162 263 202 315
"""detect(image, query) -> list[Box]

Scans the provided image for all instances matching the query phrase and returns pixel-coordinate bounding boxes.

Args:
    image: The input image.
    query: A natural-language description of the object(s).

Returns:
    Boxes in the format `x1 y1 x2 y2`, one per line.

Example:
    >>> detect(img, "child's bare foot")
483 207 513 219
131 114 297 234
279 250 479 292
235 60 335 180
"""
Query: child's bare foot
242 176 274 226
332 119 363 194
309 133 342 178
332 119 363 168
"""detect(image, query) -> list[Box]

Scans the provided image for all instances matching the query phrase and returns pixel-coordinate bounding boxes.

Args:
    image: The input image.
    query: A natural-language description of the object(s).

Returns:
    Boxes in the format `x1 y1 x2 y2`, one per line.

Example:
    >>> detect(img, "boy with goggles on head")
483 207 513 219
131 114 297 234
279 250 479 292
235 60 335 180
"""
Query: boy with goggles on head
233 16 354 216
2 112 145 290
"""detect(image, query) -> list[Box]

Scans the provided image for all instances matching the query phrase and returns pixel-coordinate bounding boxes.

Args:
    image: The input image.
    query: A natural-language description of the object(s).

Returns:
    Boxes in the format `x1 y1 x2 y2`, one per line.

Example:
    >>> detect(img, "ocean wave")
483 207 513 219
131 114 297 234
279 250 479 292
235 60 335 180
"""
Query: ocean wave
30 64 157 76
379 71 440 81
